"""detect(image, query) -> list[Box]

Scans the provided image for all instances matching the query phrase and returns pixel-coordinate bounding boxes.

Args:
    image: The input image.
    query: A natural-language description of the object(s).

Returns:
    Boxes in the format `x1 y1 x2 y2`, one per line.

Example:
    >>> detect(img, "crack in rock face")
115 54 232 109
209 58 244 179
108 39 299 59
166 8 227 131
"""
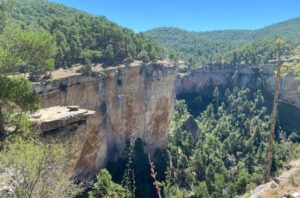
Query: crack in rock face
34 64 178 175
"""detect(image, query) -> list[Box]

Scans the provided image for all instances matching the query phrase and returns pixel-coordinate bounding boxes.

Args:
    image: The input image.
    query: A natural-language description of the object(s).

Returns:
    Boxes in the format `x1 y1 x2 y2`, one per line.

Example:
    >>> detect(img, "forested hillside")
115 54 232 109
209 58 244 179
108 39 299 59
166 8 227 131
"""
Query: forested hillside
201 17 300 42
146 18 300 67
1 0 300 197
88 87 300 198
8 0 166 68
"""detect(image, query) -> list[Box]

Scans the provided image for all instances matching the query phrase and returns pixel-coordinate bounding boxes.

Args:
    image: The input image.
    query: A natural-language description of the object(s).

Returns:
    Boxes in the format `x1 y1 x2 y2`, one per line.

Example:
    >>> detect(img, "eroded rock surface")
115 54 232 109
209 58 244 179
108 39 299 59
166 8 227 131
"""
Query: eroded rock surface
176 64 300 109
182 115 200 139
34 63 177 175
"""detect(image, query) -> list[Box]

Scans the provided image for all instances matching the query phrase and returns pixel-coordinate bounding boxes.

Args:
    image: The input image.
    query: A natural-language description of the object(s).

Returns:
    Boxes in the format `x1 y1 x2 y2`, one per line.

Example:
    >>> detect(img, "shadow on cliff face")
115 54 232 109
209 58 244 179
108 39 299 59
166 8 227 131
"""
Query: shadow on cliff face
176 84 300 139
263 88 300 136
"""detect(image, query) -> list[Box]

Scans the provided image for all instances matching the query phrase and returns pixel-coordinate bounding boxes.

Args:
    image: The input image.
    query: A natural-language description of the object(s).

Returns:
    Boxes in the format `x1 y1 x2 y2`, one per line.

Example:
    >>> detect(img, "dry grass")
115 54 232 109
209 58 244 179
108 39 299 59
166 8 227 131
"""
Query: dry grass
258 170 300 198
50 65 82 80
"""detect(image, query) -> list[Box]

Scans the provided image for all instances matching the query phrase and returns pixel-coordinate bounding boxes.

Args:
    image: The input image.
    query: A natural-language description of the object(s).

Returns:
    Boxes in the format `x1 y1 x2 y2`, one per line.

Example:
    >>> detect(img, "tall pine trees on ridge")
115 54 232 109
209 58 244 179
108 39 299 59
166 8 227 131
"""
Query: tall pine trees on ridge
8 0 167 68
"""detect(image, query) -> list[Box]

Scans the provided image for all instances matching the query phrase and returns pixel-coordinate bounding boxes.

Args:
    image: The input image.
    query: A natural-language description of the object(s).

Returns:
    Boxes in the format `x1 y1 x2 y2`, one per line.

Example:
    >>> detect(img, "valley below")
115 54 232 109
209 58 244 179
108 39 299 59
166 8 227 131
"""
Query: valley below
27 61 300 197
0 1 300 197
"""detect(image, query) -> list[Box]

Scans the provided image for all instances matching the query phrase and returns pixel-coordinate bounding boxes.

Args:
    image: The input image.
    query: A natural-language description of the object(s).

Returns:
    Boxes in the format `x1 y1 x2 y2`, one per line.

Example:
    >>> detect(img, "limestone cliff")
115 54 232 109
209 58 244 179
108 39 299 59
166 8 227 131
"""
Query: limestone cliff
176 64 300 109
34 63 177 176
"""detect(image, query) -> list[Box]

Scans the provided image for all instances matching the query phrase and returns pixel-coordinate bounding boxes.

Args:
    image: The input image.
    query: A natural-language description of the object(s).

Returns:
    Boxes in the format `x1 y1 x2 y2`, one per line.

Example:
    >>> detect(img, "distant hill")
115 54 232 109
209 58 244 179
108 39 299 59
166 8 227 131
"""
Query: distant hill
202 17 300 42
146 18 300 67
7 0 166 68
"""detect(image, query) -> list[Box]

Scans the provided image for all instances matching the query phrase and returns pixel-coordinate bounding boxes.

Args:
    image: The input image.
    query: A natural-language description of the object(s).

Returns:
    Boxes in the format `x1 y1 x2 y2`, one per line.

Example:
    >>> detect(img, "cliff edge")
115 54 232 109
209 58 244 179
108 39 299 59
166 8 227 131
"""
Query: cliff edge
34 62 178 176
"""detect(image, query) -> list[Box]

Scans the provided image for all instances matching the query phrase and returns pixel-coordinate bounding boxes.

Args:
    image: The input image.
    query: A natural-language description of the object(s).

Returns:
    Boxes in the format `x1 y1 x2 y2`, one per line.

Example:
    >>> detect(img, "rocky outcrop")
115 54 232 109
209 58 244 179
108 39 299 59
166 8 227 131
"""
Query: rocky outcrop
250 159 300 198
181 115 200 139
31 106 94 133
0 106 95 196
34 63 177 176
176 64 300 109
31 106 95 175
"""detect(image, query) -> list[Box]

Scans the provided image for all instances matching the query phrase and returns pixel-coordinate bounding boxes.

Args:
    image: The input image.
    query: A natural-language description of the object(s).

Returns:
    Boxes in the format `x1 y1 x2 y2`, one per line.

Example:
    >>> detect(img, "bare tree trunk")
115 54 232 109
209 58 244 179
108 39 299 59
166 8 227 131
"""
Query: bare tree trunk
0 104 6 142
263 49 282 183
148 155 161 198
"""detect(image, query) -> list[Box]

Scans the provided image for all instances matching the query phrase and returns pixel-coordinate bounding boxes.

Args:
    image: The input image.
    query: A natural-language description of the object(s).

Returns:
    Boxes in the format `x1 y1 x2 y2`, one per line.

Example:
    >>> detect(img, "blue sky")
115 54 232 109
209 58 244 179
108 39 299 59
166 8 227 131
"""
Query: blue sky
51 0 300 32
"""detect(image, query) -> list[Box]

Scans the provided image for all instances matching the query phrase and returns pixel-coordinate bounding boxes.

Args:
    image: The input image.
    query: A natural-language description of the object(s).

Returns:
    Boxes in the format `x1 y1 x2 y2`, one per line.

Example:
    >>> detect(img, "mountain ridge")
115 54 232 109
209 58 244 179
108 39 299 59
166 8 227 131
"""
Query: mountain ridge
147 16 300 42
145 17 300 66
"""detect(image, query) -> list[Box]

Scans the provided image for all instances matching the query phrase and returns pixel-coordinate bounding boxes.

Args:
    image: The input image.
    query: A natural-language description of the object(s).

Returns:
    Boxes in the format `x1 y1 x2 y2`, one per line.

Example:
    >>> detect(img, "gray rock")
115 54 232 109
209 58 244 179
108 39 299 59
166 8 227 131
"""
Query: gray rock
182 115 200 139
270 181 278 188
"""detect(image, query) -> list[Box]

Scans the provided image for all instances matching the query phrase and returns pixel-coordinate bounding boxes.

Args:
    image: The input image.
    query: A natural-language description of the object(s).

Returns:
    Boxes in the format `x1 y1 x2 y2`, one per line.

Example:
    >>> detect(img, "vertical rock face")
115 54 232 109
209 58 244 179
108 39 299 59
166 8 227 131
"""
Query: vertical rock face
34 64 177 175
176 64 300 109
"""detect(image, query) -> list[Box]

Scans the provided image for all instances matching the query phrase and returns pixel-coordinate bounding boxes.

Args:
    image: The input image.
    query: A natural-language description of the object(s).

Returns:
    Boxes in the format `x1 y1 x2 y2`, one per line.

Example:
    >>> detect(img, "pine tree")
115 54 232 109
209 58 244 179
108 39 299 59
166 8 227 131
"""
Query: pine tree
89 169 126 198
193 182 209 198
104 44 115 62
205 164 215 194
213 87 220 107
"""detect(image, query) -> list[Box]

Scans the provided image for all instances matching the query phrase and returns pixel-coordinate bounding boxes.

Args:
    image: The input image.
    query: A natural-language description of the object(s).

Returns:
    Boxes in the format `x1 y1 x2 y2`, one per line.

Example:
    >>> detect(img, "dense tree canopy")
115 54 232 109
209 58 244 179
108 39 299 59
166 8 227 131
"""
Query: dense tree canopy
0 0 14 33
164 88 299 197
146 19 300 67
0 27 56 76
8 0 166 68
89 87 300 198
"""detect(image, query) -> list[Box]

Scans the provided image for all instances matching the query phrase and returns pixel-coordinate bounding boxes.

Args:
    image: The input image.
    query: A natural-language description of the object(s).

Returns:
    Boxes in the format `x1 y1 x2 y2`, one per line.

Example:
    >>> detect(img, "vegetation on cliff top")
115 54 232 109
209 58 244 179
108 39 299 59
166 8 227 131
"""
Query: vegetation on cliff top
8 0 166 69
0 1 299 197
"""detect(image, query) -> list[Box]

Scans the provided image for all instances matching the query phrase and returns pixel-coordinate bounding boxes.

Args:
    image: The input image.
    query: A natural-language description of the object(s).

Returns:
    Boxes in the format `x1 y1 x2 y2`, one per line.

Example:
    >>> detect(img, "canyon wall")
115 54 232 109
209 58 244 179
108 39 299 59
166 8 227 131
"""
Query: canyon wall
176 64 300 109
34 62 299 177
34 63 177 176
